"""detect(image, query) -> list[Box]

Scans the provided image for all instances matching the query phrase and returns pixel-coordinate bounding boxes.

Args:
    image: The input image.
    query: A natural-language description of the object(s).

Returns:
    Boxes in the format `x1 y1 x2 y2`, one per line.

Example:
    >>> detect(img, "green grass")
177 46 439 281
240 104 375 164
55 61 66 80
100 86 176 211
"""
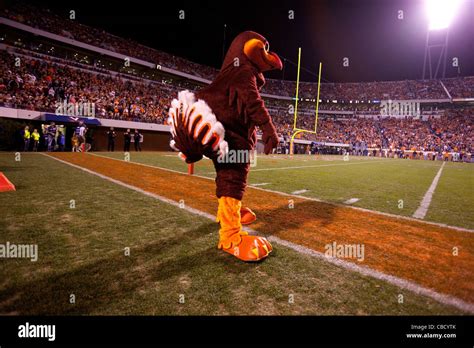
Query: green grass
426 163 474 228
0 153 467 315
97 152 474 230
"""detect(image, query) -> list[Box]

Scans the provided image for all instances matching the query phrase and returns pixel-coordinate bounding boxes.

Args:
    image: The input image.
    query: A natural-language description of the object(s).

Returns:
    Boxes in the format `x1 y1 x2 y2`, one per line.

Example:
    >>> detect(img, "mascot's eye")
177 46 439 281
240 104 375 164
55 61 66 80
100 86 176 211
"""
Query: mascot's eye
264 42 269 53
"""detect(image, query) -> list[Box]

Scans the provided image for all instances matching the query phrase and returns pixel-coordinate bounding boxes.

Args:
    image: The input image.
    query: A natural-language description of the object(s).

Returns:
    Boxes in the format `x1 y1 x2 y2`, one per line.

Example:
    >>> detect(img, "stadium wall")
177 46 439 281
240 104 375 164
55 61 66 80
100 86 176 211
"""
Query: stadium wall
92 128 170 152
0 107 172 151
0 108 314 152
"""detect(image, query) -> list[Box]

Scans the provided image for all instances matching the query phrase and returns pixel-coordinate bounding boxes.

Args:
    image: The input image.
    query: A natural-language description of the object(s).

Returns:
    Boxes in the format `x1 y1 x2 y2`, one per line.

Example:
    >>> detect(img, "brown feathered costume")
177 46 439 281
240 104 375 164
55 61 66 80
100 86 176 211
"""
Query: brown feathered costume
168 31 282 261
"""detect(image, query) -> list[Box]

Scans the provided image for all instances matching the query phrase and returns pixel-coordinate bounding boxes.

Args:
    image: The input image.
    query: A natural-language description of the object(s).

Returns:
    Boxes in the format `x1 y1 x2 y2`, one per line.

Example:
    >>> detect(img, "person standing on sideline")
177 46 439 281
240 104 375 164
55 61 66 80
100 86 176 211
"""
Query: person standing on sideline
75 121 87 152
42 125 49 151
124 129 131 152
106 127 116 152
47 122 57 151
71 134 79 152
23 126 31 152
31 129 40 151
57 131 66 151
134 129 142 152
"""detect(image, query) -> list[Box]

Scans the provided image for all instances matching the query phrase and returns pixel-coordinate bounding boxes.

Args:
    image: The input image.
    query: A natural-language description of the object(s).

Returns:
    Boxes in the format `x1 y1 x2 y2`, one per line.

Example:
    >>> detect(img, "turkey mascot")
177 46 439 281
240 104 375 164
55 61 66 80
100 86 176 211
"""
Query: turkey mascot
168 31 282 262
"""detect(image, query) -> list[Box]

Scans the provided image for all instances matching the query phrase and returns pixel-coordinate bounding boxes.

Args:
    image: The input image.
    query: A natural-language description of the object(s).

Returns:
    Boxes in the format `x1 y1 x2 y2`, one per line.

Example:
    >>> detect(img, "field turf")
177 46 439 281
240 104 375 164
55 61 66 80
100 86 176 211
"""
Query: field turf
0 152 472 315
98 152 474 230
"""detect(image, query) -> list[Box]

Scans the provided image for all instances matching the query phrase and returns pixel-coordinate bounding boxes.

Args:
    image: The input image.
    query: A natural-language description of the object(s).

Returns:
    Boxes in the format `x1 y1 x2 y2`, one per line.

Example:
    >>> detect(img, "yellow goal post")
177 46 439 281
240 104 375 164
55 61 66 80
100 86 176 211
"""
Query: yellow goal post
289 47 322 155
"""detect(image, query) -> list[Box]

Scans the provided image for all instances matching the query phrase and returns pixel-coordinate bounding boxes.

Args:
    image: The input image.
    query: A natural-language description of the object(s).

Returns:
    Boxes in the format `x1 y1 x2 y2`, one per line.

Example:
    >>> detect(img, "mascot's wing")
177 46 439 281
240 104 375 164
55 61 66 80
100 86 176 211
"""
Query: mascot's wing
168 90 228 164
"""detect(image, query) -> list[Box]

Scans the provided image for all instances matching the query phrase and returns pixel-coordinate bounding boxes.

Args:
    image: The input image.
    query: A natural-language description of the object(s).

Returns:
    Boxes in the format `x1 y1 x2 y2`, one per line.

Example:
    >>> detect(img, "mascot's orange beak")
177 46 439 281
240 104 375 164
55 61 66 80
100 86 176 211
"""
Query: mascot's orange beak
243 39 283 72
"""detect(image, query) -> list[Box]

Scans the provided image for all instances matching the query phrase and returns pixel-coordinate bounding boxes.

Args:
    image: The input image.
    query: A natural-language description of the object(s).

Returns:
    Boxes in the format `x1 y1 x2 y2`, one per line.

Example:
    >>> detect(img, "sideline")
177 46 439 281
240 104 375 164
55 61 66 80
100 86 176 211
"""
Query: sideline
43 153 474 313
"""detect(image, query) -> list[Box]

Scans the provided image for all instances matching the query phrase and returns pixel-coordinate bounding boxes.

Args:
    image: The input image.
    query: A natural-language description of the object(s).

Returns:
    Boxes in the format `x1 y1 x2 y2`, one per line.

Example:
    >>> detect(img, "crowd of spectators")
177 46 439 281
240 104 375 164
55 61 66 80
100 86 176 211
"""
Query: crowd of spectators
267 107 473 155
3 2 473 102
1 2 473 157
263 78 455 101
1 47 472 155
0 50 180 123
442 77 474 99
2 3 219 80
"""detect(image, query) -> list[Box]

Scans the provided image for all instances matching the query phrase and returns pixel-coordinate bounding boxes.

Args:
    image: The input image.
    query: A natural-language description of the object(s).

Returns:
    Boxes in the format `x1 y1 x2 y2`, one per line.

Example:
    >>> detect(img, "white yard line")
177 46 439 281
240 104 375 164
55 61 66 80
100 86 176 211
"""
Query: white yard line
344 198 360 205
43 153 474 313
413 162 446 219
291 189 309 195
222 159 385 173
90 152 197 176
87 152 474 233
270 237 474 314
42 154 214 219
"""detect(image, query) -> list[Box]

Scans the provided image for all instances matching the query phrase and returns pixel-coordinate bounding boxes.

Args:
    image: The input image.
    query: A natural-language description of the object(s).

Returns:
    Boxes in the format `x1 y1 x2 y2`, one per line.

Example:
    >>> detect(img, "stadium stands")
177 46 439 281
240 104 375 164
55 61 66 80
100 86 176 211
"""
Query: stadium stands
0 2 472 157
2 3 219 79
2 3 473 100
0 50 178 124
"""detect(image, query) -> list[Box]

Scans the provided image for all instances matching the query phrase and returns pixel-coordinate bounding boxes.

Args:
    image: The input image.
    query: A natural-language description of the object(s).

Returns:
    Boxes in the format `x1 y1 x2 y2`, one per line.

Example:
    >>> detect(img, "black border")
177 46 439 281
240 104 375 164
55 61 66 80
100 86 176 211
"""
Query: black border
0 315 473 346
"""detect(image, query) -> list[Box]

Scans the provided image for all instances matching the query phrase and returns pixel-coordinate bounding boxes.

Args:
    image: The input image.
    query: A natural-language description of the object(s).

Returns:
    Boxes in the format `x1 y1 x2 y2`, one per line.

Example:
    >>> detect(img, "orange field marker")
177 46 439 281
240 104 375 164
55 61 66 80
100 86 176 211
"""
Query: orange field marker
188 163 194 175
0 172 16 192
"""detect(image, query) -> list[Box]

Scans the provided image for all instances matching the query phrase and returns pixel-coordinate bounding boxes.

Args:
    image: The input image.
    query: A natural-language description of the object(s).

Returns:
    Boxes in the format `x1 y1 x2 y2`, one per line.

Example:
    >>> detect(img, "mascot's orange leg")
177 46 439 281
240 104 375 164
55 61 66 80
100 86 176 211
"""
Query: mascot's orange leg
217 196 272 262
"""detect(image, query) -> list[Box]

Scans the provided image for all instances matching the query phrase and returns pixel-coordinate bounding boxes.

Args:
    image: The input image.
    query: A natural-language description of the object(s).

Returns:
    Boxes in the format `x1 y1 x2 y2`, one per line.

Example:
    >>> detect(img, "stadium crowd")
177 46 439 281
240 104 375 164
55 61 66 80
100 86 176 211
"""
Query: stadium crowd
1 3 473 158
441 76 474 99
0 50 177 123
1 48 473 156
268 108 473 156
263 78 456 100
2 3 219 80
3 3 474 101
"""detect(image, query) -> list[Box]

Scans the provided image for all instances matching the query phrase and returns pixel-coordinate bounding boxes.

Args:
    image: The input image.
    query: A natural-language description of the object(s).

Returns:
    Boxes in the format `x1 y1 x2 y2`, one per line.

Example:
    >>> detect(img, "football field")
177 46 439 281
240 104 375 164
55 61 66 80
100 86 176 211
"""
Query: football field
98 151 474 230
0 152 473 315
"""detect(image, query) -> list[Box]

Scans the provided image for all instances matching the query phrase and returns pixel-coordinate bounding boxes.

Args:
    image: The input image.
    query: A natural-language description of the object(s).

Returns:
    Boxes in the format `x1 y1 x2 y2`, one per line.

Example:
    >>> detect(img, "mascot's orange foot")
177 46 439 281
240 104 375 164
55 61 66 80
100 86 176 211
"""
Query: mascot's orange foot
240 207 257 225
219 234 272 262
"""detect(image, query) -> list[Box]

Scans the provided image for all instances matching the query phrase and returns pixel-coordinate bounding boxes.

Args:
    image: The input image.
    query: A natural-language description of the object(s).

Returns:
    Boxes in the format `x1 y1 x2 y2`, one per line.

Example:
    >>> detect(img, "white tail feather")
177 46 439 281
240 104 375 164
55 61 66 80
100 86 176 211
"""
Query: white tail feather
168 90 227 158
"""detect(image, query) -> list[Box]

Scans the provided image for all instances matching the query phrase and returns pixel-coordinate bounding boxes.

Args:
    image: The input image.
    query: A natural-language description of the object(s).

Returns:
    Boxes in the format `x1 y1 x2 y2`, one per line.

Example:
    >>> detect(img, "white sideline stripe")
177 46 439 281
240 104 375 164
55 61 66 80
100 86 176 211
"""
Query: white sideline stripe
43 153 474 313
90 152 202 177
206 160 385 174
292 189 309 195
42 154 214 219
413 162 446 219
269 237 474 314
251 159 385 171
344 198 360 205
251 183 270 187
88 153 474 233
